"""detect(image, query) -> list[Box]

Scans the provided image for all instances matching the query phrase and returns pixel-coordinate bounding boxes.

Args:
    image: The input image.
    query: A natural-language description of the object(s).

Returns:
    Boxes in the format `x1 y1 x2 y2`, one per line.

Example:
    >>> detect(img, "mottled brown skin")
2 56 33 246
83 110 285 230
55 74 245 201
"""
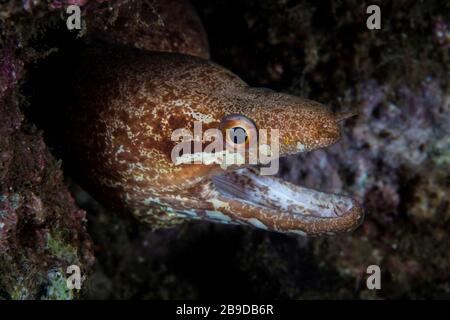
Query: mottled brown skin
66 0 363 236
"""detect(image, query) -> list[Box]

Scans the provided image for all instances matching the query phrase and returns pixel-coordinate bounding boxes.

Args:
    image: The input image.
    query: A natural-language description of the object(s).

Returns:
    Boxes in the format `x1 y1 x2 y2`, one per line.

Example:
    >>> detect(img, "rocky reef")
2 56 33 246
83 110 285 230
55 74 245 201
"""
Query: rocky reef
0 0 448 299
0 1 94 299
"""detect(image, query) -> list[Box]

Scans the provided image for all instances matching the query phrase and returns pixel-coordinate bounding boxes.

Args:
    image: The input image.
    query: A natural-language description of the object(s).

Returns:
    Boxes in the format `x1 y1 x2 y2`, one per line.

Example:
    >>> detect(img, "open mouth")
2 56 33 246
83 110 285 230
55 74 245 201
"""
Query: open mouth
209 166 364 236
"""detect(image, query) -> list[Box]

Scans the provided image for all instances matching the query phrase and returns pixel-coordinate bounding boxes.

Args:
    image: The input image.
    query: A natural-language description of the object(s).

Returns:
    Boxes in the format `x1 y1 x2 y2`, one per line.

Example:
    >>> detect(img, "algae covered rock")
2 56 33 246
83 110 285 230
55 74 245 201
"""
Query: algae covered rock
0 1 94 300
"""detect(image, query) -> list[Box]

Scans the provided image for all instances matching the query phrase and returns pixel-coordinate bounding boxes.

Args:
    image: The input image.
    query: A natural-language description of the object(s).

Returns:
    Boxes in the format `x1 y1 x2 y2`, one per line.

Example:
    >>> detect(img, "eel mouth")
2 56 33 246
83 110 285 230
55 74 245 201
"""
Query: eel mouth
209 166 364 236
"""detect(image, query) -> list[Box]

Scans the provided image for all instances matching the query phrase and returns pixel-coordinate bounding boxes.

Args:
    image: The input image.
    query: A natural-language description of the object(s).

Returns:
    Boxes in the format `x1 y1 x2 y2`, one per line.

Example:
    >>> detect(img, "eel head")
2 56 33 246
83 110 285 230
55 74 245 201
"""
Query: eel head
69 51 363 236
173 86 363 236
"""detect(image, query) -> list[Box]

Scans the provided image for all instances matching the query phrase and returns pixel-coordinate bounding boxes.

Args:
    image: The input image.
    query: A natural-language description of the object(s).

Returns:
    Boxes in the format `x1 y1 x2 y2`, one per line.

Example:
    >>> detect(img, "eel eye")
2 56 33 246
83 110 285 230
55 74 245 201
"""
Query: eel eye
229 127 247 144
219 114 257 147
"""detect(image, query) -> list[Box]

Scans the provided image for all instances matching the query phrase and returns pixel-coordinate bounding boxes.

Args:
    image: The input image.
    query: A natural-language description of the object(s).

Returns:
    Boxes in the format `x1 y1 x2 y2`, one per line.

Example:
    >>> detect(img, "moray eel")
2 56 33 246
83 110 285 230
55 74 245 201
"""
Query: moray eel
65 0 363 236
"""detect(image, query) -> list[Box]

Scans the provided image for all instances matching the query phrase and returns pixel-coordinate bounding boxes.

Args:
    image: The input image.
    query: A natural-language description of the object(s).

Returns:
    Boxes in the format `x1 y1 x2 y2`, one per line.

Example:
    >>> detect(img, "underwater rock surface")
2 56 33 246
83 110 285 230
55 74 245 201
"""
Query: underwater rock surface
0 2 94 299
0 0 449 299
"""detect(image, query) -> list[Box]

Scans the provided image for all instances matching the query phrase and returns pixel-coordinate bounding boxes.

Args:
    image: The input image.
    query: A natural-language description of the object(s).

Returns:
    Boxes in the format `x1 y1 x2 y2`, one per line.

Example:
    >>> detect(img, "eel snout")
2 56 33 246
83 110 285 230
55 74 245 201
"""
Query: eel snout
207 168 364 236
236 90 343 155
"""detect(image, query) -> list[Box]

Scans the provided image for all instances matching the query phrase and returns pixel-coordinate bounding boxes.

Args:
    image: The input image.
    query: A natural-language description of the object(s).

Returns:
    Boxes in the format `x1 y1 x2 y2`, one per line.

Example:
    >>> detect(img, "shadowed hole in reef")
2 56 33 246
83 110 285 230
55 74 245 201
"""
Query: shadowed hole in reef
167 226 351 299
23 25 84 157
167 226 251 299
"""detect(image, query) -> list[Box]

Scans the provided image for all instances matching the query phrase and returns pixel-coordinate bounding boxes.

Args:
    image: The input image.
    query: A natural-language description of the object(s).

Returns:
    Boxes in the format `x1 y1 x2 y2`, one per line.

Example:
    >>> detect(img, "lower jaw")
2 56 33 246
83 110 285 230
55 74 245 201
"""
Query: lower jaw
208 167 364 236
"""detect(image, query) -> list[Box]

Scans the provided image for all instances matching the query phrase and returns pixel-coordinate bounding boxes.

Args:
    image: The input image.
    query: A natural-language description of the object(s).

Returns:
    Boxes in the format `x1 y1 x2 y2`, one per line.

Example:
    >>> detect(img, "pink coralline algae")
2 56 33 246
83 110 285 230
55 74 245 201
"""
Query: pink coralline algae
48 0 100 10
0 27 94 299
433 17 450 49
0 195 19 250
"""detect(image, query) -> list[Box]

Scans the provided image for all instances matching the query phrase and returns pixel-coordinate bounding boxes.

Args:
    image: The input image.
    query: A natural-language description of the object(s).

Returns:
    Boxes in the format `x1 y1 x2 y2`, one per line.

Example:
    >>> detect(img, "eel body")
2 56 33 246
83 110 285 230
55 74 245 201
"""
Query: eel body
65 0 364 236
